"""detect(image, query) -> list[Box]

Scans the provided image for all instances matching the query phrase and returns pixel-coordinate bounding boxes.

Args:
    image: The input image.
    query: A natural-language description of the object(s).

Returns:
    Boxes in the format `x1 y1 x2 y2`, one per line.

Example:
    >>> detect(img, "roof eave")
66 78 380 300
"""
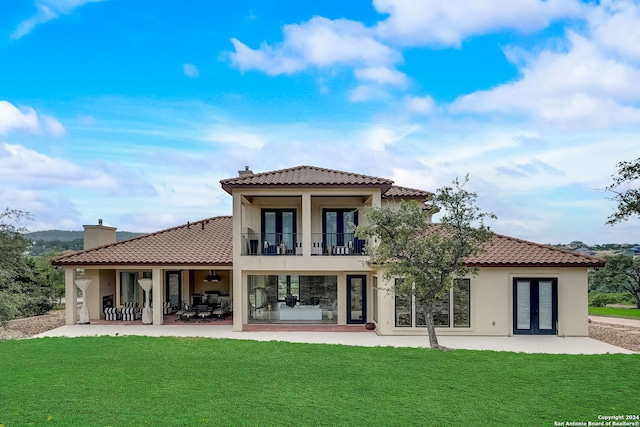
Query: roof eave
465 262 606 268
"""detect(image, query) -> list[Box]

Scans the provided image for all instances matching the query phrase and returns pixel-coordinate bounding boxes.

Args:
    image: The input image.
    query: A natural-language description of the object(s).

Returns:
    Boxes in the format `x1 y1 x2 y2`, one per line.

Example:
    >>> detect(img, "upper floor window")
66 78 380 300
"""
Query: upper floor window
262 209 296 254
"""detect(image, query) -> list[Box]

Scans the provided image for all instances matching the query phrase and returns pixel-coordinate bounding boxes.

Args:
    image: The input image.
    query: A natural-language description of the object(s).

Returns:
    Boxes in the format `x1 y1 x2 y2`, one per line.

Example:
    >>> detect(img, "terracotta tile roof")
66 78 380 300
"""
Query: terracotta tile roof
383 185 433 200
466 233 605 267
51 215 603 269
221 165 394 194
52 216 232 266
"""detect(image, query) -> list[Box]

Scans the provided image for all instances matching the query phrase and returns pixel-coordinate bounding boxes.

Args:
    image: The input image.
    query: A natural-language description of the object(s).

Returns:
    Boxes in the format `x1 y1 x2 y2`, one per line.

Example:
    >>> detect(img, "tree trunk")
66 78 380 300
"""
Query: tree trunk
424 307 446 350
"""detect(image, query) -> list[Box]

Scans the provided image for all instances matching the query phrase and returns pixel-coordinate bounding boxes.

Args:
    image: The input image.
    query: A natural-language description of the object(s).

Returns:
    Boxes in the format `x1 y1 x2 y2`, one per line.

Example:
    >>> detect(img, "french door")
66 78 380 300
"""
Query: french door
262 209 296 254
324 209 357 253
347 275 366 324
513 278 558 335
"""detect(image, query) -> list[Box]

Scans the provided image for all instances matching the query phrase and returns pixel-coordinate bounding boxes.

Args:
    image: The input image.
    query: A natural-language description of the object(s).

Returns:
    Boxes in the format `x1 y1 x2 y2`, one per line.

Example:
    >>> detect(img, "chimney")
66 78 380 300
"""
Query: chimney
238 166 254 177
83 219 117 250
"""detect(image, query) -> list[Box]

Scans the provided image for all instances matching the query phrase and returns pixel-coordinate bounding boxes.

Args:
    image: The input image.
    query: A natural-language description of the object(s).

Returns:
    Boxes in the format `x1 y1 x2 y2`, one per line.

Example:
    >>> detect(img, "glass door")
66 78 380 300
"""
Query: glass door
513 279 557 335
347 275 366 324
165 271 181 308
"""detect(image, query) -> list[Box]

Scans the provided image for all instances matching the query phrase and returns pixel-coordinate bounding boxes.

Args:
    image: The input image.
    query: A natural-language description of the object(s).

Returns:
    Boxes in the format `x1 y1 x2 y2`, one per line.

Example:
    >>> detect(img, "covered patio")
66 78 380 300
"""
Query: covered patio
53 216 234 326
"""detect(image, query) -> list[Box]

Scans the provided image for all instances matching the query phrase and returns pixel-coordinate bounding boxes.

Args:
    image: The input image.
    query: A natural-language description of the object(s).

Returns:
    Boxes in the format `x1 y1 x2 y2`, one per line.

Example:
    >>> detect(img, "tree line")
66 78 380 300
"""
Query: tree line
0 208 64 323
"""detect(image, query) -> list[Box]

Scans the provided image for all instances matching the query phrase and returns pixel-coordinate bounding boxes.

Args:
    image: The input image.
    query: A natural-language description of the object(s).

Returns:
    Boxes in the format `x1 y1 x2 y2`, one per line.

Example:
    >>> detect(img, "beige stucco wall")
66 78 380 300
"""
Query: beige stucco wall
374 267 589 337
232 187 383 331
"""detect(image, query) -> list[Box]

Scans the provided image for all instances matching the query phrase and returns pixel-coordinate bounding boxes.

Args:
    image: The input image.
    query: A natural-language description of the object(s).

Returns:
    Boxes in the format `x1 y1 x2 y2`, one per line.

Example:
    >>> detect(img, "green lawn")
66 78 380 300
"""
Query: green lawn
589 306 640 319
1 337 638 427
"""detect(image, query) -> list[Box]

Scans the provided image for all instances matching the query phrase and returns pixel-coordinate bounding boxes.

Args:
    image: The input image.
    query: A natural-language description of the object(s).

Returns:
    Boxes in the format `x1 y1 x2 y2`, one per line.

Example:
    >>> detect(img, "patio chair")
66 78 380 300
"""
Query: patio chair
196 305 212 322
178 302 197 322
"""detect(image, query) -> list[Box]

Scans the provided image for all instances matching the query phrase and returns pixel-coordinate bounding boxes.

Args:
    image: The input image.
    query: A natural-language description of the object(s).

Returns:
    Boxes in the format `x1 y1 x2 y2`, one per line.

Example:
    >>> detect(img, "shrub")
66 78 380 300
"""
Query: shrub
19 295 54 317
589 292 611 307
589 291 636 307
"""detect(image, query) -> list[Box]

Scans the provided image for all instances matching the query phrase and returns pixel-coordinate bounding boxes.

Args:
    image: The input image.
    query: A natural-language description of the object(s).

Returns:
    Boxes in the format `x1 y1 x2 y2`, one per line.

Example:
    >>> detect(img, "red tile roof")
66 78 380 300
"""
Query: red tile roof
383 185 433 200
52 216 232 266
221 165 394 194
53 215 603 268
467 233 605 267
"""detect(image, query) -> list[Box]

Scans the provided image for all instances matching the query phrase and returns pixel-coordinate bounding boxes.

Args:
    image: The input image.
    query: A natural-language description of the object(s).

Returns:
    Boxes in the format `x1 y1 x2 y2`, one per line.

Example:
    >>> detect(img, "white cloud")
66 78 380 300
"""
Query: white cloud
229 16 403 90
0 142 154 196
373 0 585 47
348 84 388 102
183 63 200 78
205 129 267 150
405 95 436 114
0 101 39 133
0 100 65 136
362 125 417 151
0 142 84 181
11 0 103 40
354 66 407 87
590 0 640 61
451 29 640 127
41 115 66 136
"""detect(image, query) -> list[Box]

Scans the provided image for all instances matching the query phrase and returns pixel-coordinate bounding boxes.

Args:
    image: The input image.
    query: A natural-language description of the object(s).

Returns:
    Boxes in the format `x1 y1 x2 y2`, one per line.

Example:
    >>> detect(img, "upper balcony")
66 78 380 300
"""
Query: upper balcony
241 232 368 256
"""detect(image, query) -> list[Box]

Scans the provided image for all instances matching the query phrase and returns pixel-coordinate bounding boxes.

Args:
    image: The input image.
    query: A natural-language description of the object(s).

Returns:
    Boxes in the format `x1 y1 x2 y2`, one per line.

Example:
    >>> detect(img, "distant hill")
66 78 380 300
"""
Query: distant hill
24 230 144 242
23 230 145 256
549 241 640 258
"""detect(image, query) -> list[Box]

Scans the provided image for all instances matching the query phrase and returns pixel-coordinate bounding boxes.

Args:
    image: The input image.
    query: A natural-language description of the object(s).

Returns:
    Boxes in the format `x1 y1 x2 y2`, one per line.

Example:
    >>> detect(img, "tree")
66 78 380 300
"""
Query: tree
605 158 640 225
356 176 495 349
591 254 640 308
0 208 33 322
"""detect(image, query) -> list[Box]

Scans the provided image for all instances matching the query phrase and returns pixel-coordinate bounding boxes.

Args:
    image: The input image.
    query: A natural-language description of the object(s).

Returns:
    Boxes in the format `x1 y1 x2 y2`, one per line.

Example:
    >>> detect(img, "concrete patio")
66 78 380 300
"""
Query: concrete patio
34 324 635 354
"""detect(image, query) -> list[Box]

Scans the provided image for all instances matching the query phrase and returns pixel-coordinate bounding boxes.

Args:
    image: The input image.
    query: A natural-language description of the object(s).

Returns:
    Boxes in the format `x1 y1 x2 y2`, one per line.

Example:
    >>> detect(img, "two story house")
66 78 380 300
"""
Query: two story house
54 165 604 337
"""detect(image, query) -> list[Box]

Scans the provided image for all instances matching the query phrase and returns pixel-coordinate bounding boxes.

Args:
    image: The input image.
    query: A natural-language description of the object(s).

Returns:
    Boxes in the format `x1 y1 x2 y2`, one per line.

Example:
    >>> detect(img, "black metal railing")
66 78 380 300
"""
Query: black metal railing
242 233 302 256
310 233 366 256
241 233 367 256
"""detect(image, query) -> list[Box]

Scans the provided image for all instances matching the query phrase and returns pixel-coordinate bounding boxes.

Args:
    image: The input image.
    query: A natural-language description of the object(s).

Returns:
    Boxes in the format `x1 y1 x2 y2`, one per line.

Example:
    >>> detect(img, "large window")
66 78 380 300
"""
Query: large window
262 209 296 254
248 275 337 323
395 279 471 328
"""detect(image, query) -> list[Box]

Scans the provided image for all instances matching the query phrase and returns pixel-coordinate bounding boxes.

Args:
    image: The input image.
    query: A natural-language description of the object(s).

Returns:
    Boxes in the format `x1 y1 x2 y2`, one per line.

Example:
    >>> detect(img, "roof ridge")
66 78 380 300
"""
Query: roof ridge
220 165 394 184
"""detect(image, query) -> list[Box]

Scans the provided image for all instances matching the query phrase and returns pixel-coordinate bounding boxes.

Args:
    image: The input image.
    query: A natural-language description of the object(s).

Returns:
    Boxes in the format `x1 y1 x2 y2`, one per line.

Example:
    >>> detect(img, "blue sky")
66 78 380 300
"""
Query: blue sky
1 0 639 245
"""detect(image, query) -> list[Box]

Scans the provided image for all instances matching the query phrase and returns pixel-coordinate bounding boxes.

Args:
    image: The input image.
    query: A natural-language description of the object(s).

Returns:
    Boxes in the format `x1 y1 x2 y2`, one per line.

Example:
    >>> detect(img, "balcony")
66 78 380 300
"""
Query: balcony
311 233 366 256
241 233 367 256
242 233 302 256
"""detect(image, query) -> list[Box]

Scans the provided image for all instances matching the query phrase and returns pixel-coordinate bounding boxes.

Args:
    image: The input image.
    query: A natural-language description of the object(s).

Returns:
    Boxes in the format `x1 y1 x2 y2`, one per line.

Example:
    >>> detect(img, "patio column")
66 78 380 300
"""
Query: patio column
152 267 163 325
302 192 311 257
65 268 77 325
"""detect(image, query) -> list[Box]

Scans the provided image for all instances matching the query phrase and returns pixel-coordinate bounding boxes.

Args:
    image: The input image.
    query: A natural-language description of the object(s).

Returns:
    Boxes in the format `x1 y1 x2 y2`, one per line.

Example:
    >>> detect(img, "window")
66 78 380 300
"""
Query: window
247 275 337 324
277 275 300 300
395 278 471 328
372 276 378 323
416 292 450 327
395 279 412 327
119 272 139 305
262 209 296 254
323 208 358 253
453 279 470 327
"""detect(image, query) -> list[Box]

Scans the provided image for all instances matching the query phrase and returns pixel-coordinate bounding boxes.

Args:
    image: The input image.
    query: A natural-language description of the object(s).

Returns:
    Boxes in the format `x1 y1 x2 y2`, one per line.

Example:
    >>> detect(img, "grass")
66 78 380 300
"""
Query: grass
1 337 638 427
589 306 640 319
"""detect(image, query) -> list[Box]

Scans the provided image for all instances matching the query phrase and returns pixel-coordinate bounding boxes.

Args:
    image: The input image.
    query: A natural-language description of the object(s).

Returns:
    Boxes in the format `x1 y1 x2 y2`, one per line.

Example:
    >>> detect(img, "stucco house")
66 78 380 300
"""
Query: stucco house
53 165 604 336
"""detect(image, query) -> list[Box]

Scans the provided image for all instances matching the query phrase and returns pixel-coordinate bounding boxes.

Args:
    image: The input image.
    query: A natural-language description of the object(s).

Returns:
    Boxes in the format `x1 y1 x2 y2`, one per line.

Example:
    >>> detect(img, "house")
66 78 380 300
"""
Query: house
53 165 605 336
